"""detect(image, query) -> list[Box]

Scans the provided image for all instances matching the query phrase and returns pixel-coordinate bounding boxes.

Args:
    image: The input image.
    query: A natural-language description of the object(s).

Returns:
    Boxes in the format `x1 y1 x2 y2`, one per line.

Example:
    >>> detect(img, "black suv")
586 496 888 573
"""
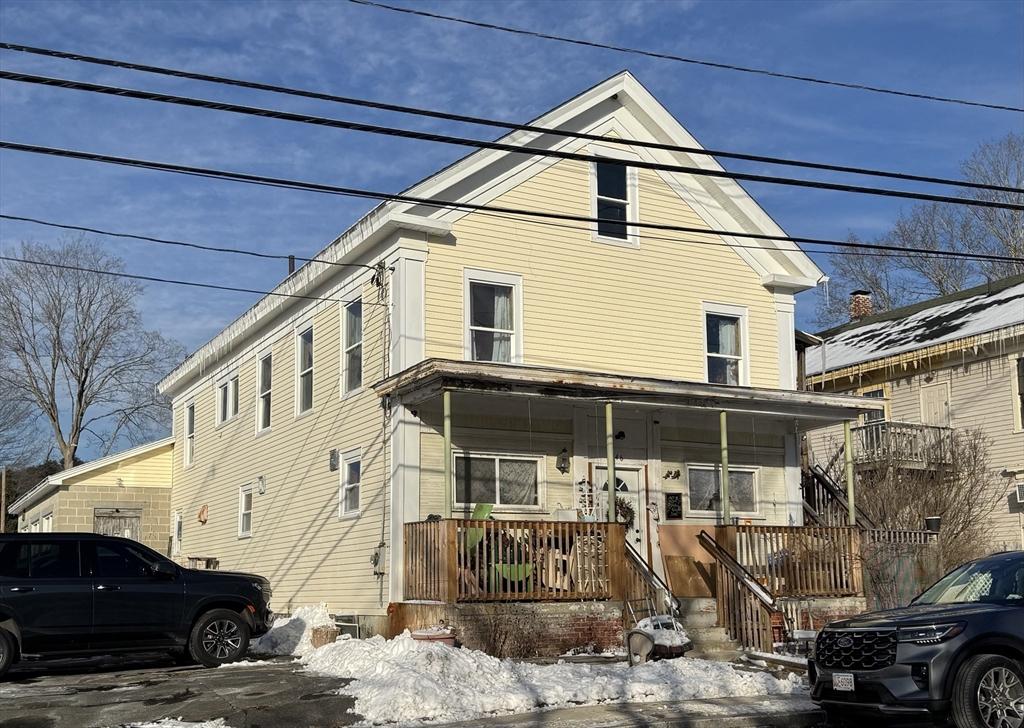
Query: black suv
811 551 1024 727
0 533 273 677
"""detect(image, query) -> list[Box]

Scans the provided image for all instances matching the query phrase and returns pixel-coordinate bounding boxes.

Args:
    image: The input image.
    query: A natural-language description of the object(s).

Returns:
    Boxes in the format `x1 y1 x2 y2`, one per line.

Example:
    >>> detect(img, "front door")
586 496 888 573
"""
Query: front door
86 539 184 649
593 466 645 550
0 538 93 654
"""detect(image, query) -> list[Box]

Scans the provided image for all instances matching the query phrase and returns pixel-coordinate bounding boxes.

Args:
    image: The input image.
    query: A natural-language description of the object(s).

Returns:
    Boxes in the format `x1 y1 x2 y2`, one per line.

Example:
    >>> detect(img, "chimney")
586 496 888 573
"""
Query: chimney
850 290 873 320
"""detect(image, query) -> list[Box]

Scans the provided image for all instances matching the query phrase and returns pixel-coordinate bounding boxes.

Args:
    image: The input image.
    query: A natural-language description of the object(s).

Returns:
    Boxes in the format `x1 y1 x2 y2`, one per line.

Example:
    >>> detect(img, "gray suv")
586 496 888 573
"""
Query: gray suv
810 551 1024 727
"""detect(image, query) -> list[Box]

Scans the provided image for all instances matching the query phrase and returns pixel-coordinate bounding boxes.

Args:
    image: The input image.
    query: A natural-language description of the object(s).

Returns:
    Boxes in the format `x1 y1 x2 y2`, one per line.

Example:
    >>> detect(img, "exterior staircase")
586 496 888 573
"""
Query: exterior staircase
675 597 742 660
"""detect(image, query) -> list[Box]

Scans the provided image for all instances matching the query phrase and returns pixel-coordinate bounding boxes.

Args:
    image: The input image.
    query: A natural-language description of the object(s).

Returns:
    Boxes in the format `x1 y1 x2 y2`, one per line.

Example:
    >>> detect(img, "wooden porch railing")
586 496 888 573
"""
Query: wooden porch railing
404 519 626 603
852 421 952 465
735 525 863 598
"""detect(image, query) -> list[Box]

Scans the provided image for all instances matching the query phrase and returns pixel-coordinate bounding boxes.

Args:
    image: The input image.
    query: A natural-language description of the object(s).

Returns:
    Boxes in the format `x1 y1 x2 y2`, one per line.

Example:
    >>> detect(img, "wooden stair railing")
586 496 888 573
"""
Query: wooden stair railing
698 530 780 653
802 464 876 530
622 542 679 616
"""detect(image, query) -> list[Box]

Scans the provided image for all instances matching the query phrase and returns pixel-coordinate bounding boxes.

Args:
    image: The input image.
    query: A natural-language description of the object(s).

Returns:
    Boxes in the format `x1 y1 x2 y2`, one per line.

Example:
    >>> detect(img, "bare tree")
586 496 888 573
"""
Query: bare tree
816 132 1023 327
0 378 40 467
0 238 184 468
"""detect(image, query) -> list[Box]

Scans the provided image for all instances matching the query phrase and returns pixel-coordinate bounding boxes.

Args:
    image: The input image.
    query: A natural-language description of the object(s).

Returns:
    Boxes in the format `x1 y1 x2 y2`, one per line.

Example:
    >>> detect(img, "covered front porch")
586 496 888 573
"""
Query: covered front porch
378 359 880 606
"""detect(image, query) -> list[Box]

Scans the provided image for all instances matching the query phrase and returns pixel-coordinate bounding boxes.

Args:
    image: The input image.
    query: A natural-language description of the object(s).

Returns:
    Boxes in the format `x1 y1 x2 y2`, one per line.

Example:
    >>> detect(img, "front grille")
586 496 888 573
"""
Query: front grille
816 629 898 670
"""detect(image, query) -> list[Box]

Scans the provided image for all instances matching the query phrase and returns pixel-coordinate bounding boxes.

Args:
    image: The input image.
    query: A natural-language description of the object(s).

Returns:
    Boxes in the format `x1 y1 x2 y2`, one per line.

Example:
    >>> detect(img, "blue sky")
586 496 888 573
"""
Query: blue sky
1 0 1022 349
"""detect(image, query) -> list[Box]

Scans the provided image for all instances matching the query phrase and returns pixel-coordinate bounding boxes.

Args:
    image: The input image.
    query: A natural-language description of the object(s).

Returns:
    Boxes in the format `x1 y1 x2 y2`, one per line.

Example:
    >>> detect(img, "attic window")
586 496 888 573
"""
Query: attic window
593 160 634 242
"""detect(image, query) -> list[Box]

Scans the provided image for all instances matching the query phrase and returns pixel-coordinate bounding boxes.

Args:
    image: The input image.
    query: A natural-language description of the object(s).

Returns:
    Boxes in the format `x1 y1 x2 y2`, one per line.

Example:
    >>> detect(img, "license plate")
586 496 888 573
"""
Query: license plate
833 673 855 692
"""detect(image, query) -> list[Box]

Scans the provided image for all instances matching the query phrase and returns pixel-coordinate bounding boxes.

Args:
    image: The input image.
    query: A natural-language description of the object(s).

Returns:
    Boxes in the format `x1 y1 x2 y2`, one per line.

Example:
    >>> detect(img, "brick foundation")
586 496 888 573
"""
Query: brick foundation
389 601 624 658
782 596 868 630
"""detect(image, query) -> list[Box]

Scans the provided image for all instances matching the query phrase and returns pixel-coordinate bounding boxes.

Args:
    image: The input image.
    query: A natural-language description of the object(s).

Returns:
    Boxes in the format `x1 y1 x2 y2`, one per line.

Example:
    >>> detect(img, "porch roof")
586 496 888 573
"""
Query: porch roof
374 359 880 423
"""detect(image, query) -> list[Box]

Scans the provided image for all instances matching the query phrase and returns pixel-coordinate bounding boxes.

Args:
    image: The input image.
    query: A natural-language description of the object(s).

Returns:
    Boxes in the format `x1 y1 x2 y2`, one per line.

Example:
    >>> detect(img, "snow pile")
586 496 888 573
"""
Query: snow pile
122 720 228 728
636 615 691 648
250 603 335 657
302 631 802 725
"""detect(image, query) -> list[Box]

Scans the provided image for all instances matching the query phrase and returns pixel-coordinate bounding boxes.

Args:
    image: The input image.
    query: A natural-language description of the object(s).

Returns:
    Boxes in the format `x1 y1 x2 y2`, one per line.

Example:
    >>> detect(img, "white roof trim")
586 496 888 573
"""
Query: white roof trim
7 437 174 515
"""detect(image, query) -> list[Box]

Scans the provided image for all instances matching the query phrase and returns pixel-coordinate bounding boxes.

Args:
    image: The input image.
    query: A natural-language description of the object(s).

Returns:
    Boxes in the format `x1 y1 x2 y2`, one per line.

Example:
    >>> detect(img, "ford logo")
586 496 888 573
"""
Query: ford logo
837 637 854 648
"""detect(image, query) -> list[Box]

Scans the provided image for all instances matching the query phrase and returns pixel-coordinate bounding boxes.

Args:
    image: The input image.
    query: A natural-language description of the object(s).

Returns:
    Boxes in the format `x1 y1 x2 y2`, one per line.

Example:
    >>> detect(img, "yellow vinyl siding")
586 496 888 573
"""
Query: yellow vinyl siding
169 279 390 615
63 445 173 488
424 158 780 387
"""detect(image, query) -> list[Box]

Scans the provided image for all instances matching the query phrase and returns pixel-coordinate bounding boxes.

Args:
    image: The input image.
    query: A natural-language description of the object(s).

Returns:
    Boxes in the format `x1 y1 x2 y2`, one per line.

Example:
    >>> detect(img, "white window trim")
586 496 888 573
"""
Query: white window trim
338 447 362 519
341 299 364 398
453 451 546 513
295 323 314 417
238 484 254 538
216 374 240 426
684 463 760 518
184 402 196 468
1012 354 1023 434
41 512 54 532
463 268 524 365
589 144 640 248
702 302 750 387
171 511 183 556
256 351 273 434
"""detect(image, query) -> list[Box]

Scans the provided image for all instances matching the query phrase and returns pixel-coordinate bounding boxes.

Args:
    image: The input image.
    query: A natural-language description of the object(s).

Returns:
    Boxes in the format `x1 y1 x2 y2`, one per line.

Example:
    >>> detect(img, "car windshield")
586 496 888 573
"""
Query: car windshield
915 556 1024 605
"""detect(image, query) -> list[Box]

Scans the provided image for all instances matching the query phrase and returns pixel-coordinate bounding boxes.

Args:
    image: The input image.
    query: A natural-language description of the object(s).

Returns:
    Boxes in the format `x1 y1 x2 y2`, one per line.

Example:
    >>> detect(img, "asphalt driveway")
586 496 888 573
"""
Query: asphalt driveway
0 654 357 728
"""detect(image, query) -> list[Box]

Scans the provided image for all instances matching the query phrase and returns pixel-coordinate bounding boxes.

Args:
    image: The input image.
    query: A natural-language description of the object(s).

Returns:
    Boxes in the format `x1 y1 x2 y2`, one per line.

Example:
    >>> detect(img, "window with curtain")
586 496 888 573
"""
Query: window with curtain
257 353 272 431
706 313 742 385
594 161 629 240
297 326 313 413
469 282 515 363
687 466 756 514
343 300 363 393
455 454 539 507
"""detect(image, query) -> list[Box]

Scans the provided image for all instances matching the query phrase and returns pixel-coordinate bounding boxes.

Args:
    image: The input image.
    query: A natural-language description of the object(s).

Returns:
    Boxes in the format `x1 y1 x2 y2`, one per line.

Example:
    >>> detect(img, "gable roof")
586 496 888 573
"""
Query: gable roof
7 437 174 516
806 274 1024 377
158 70 824 397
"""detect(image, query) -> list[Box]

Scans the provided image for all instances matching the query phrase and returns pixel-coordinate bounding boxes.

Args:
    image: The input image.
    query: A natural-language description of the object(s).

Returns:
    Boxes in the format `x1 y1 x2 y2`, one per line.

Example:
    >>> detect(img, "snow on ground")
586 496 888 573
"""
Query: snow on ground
250 603 335 657
119 720 228 728
301 631 803 726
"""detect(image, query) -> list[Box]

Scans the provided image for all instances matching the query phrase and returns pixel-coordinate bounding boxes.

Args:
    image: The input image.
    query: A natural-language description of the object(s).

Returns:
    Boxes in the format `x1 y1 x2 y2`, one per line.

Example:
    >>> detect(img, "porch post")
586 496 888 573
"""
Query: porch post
605 401 616 523
720 410 731 523
443 389 453 519
843 419 856 526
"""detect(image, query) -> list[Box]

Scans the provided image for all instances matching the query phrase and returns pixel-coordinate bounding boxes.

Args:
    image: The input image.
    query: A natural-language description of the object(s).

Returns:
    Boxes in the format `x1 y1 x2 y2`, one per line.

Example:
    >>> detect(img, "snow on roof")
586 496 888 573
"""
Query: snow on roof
806 276 1024 376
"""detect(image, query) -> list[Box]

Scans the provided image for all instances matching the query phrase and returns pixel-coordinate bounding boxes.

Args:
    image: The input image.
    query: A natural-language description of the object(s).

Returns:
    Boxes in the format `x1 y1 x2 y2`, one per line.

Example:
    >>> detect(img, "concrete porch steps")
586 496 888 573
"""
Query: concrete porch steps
673 598 743 661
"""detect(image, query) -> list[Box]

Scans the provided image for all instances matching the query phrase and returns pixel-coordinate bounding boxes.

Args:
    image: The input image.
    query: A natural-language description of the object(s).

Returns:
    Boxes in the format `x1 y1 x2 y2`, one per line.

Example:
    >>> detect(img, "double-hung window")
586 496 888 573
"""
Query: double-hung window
185 403 196 466
238 485 254 538
593 160 632 242
705 305 746 386
862 388 886 422
296 326 314 414
217 375 239 425
1016 357 1024 431
687 465 758 516
343 300 363 394
465 270 522 364
455 453 540 508
257 353 272 431
339 450 361 517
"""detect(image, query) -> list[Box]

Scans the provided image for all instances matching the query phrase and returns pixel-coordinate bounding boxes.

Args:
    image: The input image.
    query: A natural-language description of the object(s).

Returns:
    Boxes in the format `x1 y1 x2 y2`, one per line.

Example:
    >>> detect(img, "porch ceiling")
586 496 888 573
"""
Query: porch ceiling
374 359 880 423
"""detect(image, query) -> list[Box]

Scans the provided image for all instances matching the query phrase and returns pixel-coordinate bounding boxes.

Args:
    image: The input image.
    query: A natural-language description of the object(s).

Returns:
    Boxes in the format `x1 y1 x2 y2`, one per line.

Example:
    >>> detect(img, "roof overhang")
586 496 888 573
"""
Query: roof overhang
375 359 880 423
7 437 174 516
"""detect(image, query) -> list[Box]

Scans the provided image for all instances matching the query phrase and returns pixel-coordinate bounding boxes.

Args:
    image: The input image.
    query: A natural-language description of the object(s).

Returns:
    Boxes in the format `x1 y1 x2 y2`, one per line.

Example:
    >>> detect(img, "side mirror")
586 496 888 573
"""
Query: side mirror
151 560 177 579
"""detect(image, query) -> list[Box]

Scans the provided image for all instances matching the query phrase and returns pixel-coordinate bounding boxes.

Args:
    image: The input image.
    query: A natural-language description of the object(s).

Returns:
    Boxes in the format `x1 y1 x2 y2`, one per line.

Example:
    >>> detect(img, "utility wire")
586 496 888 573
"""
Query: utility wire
0 42 1016 194
347 0 1024 114
4 70 1022 212
0 254 375 306
0 213 376 270
5 211 1002 266
3 140 1021 265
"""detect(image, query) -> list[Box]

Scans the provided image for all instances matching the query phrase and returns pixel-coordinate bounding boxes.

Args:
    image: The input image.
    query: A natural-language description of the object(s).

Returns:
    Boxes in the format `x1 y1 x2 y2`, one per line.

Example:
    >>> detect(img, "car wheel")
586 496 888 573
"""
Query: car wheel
0 629 14 680
188 609 250 668
952 654 1024 728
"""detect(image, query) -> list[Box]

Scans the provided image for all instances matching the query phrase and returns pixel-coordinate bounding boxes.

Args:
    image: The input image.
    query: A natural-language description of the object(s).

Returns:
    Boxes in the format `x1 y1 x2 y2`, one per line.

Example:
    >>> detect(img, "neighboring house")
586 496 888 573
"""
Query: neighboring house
155 71 877 642
7 438 175 554
805 276 1024 551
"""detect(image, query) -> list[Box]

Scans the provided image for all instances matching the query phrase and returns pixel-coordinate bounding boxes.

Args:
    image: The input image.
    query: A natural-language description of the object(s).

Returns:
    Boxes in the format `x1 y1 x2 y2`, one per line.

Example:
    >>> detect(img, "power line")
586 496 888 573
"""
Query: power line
0 42 1016 194
5 211 1003 267
4 71 1022 213
0 214 376 270
0 254 377 306
4 139 1021 265
347 0 1024 114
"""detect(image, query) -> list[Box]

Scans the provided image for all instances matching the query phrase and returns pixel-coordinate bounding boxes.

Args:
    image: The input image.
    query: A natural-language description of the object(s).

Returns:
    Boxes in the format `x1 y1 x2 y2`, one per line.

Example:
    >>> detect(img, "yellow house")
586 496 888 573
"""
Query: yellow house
156 72 877 640
9 438 174 554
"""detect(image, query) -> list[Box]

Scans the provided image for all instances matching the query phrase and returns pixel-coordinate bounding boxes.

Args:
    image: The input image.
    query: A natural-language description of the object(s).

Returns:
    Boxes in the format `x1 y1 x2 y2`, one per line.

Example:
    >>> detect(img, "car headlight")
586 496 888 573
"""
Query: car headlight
898 623 965 645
